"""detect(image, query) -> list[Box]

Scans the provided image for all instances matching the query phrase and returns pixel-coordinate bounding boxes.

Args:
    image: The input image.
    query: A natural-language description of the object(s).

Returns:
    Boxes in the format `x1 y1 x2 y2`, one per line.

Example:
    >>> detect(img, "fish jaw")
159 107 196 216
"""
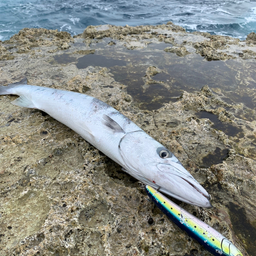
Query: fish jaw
156 163 212 208
118 131 211 207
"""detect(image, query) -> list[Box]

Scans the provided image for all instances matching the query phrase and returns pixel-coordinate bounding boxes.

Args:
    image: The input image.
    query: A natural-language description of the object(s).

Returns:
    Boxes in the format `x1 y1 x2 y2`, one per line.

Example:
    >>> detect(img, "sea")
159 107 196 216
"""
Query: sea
0 0 255 42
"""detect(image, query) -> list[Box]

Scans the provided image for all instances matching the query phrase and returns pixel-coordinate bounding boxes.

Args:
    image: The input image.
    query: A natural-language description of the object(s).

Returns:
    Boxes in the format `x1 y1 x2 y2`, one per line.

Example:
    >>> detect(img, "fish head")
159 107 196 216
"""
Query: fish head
119 131 211 208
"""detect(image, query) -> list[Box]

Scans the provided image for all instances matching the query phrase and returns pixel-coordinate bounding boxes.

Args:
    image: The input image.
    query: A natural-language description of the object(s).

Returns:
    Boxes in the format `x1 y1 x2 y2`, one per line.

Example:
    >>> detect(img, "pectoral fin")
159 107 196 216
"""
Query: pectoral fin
103 114 125 133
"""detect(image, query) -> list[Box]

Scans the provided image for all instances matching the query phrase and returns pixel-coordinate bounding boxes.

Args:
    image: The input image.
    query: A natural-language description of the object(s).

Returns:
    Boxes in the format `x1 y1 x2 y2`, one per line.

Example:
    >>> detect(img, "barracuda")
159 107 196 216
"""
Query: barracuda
0 78 211 207
146 185 243 256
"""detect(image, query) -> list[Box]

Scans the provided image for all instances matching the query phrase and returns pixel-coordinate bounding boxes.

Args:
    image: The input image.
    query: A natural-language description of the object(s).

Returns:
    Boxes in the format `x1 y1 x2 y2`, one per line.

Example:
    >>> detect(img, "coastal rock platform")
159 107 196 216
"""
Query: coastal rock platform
1 23 256 256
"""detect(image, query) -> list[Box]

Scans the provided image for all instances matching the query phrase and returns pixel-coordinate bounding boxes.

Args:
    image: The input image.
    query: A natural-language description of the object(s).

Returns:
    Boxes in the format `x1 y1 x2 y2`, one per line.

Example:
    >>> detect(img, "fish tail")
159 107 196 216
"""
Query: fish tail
0 77 36 108
0 77 27 95
0 85 13 95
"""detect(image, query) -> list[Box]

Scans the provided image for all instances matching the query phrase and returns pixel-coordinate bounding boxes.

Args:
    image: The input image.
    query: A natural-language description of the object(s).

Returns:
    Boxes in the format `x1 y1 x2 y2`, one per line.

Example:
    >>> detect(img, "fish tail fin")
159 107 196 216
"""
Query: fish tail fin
0 77 36 108
0 85 13 95
0 77 28 95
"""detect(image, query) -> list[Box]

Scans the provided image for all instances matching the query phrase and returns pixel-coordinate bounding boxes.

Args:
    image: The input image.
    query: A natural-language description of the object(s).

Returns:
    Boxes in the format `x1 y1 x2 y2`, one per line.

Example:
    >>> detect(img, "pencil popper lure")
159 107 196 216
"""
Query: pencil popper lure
145 186 243 256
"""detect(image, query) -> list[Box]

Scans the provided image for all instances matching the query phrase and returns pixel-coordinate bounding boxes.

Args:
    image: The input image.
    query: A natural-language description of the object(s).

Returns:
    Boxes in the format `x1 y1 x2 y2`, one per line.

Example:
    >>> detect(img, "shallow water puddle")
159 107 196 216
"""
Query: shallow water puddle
76 54 126 69
228 202 256 256
53 40 256 115
152 72 172 82
53 54 76 64
196 111 243 137
91 43 256 112
128 82 179 111
201 147 230 168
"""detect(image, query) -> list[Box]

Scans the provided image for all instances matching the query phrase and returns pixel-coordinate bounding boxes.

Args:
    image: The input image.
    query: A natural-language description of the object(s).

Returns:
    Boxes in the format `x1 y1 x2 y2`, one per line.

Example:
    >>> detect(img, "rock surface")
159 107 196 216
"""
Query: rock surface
1 23 256 256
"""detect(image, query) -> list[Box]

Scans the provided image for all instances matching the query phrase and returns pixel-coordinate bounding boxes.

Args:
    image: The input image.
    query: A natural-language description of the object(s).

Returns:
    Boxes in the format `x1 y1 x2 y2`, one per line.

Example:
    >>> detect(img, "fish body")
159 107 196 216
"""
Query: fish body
0 78 211 207
146 185 243 256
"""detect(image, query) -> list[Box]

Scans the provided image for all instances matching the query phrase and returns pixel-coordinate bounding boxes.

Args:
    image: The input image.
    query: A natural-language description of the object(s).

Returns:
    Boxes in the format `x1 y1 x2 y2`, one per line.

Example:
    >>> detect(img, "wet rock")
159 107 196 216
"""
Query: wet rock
5 28 74 51
73 49 95 55
166 21 186 32
193 40 235 60
82 25 151 40
242 49 256 59
0 24 255 256
164 46 190 57
0 43 14 60
246 32 256 44
0 43 7 53
60 42 70 50
146 66 161 77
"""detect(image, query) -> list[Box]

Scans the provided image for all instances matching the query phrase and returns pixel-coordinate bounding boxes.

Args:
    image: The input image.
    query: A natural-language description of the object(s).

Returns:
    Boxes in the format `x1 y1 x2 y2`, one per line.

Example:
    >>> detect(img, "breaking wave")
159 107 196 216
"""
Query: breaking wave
0 0 255 41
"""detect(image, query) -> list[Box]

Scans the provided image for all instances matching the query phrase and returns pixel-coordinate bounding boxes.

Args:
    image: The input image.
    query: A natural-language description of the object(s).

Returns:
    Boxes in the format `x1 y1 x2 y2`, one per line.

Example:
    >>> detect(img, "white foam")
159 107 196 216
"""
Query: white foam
1 0 255 41
69 17 80 25
244 7 256 23
93 3 114 11
60 24 72 32
216 8 232 16
0 29 14 41
60 24 68 31
184 24 198 30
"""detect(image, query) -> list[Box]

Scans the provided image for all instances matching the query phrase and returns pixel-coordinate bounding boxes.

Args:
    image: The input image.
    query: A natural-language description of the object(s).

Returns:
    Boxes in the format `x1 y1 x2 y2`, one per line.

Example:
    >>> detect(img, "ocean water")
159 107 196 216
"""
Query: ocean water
0 0 255 41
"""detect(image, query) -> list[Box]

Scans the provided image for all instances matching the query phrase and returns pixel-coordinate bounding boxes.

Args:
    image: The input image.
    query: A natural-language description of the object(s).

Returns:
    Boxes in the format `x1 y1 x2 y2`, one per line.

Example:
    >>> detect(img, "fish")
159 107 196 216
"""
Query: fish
145 185 243 256
0 78 211 207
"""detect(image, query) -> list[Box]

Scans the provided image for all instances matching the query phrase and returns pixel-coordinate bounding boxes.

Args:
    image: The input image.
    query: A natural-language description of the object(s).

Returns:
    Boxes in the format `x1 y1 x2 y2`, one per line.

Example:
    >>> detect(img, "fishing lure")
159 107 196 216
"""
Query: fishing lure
145 185 243 256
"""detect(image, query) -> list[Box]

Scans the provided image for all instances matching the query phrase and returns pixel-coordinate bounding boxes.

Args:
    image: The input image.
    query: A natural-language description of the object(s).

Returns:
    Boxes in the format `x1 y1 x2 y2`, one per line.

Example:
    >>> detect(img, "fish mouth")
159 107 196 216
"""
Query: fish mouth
180 177 211 203
158 180 212 208
157 163 212 208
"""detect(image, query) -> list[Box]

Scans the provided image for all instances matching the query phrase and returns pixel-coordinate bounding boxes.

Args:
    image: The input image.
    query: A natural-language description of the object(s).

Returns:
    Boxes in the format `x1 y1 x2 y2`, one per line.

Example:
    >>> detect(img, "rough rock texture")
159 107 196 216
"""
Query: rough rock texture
1 23 256 256
246 32 256 45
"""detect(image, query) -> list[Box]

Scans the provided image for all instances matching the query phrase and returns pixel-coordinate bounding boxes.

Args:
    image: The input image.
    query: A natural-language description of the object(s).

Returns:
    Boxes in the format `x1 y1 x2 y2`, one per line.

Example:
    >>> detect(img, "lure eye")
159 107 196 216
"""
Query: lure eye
159 150 169 159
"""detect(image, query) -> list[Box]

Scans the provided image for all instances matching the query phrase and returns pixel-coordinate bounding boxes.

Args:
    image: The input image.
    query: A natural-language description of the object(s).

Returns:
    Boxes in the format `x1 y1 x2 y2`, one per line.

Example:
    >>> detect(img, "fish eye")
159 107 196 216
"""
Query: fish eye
159 150 169 159
157 147 172 159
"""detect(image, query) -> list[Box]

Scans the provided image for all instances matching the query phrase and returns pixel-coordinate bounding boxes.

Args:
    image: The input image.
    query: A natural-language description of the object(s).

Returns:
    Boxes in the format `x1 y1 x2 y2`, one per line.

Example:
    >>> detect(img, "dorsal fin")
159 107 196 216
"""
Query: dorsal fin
103 114 125 133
